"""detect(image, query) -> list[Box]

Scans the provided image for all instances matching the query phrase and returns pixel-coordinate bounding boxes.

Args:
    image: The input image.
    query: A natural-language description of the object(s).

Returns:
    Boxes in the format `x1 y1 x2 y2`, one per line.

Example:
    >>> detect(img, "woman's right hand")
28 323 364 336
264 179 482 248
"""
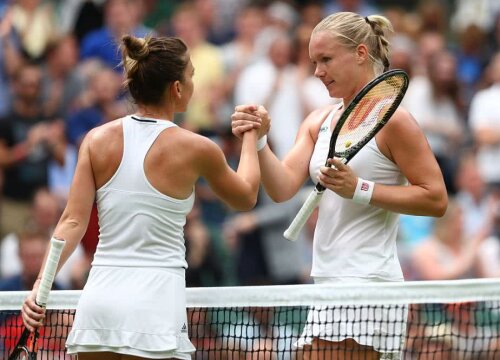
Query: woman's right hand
21 280 46 332
231 104 270 140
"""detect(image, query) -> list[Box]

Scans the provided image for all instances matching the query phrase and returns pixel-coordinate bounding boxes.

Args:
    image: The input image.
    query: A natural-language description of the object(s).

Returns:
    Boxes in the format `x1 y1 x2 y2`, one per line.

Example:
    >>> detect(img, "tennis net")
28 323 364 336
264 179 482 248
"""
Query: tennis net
1 278 499 359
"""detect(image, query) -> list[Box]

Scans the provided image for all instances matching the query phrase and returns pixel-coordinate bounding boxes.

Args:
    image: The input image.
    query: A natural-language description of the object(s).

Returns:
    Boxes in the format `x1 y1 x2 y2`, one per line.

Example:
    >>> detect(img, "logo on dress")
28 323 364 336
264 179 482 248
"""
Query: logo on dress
361 182 370 192
319 126 328 133
181 323 188 333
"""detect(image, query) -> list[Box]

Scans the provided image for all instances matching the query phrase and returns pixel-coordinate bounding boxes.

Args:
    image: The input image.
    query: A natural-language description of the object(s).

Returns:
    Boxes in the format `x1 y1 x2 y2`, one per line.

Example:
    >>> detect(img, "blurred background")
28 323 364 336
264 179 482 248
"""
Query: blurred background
0 0 499 292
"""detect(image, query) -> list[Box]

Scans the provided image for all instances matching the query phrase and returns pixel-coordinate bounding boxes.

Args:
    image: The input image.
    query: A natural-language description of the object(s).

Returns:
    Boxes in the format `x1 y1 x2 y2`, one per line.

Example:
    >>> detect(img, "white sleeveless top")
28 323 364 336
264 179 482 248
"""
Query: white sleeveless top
309 107 406 281
92 115 195 269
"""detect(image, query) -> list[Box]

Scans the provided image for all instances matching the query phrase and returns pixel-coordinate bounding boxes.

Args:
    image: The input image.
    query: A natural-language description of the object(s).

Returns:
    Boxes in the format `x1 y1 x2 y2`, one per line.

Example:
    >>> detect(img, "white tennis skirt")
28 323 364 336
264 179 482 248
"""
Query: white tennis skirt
66 265 195 359
295 277 408 357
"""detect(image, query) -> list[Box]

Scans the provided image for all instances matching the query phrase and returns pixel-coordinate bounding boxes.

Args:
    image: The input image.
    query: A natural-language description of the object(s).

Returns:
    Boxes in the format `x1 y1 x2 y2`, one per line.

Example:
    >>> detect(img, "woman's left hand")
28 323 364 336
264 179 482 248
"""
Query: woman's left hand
21 280 46 332
318 158 358 199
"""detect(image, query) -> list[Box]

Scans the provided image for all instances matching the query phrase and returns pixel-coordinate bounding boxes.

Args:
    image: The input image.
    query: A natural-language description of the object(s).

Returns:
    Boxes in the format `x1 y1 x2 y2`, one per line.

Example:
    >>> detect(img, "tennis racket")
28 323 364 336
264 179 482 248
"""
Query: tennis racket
8 237 65 360
284 69 409 241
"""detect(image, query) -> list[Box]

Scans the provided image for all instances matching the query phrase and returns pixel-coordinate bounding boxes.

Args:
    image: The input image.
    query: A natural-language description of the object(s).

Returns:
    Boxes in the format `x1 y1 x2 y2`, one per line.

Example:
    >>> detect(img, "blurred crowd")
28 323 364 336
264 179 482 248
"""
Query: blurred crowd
0 0 499 294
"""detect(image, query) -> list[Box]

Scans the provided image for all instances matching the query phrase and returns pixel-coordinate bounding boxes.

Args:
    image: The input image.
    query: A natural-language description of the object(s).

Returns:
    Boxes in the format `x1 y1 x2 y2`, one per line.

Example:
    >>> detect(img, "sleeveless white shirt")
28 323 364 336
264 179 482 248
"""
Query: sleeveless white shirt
92 115 195 269
309 108 406 281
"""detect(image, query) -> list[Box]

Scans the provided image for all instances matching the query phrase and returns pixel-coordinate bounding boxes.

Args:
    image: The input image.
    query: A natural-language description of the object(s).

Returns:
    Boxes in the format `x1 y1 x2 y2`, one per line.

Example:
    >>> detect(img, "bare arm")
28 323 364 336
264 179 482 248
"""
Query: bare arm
232 105 326 202
50 133 96 269
317 108 447 216
370 109 447 216
258 123 313 202
199 129 260 211
22 132 96 331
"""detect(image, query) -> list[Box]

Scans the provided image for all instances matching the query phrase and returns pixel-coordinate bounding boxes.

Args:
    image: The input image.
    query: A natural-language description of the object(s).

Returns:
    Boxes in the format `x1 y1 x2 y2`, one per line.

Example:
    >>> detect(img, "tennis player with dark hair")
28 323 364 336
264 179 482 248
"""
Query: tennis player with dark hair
232 12 448 359
21 35 262 360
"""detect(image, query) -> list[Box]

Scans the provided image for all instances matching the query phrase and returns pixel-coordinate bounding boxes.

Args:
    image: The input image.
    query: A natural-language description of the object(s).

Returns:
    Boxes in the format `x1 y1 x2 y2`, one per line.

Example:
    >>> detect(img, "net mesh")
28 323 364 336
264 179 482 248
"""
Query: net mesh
1 279 499 359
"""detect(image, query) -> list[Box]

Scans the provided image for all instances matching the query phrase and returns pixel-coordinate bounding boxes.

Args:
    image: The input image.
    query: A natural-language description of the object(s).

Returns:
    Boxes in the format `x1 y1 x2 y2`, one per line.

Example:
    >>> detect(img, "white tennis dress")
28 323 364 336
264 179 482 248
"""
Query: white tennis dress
295 107 408 357
66 115 196 359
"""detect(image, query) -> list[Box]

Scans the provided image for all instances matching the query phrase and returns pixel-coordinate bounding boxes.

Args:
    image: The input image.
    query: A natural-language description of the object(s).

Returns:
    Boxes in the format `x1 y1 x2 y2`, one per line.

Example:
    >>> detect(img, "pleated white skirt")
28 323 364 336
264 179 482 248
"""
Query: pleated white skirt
66 266 195 359
295 277 407 357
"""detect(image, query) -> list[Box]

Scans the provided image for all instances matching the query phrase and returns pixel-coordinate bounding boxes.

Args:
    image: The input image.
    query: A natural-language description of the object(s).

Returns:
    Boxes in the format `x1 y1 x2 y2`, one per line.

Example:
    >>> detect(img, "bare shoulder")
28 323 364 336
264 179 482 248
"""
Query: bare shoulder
378 105 434 161
83 120 124 174
303 103 338 140
380 107 423 143
178 128 220 153
85 119 123 147
166 128 224 166
383 107 421 137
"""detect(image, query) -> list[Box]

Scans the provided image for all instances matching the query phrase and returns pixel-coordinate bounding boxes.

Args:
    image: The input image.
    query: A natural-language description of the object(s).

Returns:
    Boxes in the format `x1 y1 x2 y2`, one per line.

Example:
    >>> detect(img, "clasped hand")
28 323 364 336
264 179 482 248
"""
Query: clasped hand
231 104 270 140
230 104 358 199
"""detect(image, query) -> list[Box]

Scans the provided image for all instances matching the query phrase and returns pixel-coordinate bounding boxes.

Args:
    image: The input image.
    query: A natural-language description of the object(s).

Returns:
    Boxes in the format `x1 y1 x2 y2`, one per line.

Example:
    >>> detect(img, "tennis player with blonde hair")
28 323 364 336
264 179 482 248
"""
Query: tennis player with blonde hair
21 35 263 359
232 12 447 359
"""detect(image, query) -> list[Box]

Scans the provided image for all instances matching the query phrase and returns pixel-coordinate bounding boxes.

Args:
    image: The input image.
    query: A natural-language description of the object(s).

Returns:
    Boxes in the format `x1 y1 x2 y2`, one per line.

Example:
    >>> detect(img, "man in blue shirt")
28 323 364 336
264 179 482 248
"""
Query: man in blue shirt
80 0 155 72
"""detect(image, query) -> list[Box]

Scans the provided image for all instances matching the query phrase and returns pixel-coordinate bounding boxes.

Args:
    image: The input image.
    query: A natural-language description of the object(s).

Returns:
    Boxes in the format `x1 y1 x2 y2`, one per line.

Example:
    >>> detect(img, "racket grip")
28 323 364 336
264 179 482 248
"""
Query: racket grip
36 237 65 307
284 188 323 241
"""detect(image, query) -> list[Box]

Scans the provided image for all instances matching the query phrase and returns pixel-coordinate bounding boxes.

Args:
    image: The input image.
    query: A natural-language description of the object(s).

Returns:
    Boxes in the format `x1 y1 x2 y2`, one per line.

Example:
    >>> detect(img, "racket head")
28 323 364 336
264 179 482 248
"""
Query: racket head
328 69 409 161
8 328 37 360
8 347 34 360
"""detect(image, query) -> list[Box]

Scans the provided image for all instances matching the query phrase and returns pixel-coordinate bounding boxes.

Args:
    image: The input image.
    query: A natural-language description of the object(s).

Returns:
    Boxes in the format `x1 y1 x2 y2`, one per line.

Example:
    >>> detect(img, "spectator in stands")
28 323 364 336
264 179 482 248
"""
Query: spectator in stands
0 64 55 236
47 119 78 202
323 0 379 17
469 52 500 187
0 228 64 291
0 4 23 118
223 187 314 286
40 35 85 119
0 188 88 289
403 49 465 194
451 0 500 37
412 31 446 77
416 0 448 35
219 3 265 118
492 13 500 53
185 204 224 287
253 1 298 60
141 0 179 31
235 31 303 160
169 2 224 131
454 24 490 105
8 0 60 61
454 151 491 238
411 200 491 281
389 34 416 78
80 0 153 71
71 0 105 45
477 184 500 278
294 23 338 115
65 65 127 146
298 1 323 28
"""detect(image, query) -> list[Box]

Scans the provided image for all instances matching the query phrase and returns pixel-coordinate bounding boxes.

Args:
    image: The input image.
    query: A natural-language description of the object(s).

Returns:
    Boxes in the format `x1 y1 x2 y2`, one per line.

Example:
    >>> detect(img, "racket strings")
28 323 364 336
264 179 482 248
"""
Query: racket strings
335 75 406 155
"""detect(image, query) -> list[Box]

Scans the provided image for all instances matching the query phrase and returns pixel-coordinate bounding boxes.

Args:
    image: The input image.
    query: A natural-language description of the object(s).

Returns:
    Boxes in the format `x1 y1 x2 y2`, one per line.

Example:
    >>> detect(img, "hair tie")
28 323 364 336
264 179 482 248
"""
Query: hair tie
365 16 371 25
383 58 390 72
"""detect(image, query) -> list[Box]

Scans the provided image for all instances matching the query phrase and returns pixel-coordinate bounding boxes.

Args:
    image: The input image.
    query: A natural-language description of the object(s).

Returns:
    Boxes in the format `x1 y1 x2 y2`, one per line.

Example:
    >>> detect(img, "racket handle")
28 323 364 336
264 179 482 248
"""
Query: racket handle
284 188 323 241
36 237 65 307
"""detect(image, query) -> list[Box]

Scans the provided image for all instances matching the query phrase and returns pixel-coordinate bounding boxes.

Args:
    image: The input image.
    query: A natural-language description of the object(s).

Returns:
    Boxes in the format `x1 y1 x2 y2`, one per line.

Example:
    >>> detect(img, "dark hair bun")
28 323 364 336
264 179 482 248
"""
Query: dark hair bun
122 35 150 61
